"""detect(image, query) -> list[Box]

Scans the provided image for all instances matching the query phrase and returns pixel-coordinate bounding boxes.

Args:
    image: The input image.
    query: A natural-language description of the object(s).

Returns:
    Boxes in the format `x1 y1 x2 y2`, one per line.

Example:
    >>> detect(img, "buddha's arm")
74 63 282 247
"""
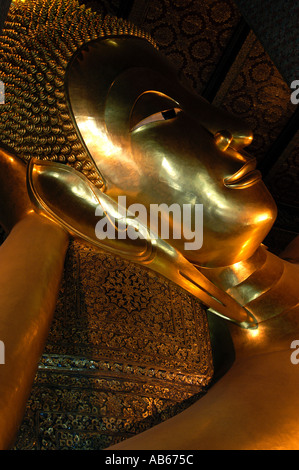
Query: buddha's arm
0 149 69 449
108 254 299 450
107 336 299 450
108 248 299 450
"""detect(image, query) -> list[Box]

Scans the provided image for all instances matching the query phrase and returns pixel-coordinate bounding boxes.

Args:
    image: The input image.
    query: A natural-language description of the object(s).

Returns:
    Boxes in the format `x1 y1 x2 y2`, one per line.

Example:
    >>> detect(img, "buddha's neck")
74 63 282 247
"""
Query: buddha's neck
199 245 299 324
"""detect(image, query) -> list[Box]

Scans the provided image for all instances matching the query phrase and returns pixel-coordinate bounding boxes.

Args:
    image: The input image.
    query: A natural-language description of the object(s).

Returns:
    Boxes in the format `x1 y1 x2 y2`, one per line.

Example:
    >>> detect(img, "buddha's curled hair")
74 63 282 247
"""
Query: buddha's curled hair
0 0 156 188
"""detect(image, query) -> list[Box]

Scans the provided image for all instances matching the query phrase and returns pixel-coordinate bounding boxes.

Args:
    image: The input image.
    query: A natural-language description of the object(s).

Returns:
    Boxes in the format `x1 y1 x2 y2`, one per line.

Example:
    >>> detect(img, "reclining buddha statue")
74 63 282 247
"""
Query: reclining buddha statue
0 0 298 450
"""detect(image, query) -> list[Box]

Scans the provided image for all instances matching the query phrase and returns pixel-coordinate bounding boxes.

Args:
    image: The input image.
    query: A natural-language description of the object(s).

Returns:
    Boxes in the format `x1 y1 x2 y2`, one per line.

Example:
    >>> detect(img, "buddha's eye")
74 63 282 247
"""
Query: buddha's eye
131 107 182 132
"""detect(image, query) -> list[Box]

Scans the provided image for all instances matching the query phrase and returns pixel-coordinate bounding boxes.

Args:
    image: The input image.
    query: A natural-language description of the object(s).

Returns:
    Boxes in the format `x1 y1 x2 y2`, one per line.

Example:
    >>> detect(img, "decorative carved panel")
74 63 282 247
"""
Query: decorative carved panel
14 241 213 450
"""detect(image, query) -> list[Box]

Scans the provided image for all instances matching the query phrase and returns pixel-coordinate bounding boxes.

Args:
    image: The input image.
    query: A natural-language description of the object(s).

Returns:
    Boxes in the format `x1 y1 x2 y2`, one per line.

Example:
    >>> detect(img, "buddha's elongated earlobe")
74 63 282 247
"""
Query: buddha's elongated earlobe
27 158 257 330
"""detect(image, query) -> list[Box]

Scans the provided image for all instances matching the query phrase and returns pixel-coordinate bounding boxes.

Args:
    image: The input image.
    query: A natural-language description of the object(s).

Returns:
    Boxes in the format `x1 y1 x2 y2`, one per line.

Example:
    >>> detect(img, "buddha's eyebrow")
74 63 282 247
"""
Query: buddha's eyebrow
130 107 182 132
162 109 177 120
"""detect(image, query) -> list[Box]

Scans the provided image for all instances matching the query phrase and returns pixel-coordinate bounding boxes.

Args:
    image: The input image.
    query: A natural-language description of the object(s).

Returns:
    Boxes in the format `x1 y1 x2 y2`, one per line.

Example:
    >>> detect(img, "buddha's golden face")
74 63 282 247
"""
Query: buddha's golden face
67 37 277 267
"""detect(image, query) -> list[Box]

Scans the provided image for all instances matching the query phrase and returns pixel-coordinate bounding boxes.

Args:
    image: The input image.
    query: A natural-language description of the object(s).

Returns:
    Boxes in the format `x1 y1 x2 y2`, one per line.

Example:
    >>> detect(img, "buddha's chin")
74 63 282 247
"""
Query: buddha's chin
185 243 262 269
183 216 277 269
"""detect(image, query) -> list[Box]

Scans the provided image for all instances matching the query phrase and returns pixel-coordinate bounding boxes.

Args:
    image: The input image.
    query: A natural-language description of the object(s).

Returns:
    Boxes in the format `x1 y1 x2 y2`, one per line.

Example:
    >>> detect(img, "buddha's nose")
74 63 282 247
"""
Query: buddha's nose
214 130 233 151
213 129 260 188
214 127 253 150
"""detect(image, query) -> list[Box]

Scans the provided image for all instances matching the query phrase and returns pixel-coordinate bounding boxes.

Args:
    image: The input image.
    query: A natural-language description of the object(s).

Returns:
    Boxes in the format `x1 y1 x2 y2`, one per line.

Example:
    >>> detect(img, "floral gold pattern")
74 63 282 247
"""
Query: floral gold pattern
14 241 213 450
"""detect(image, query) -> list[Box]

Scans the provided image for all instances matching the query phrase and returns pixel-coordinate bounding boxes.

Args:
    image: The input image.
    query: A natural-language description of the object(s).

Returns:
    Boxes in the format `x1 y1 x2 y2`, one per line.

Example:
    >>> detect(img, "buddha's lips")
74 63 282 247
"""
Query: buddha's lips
224 159 261 189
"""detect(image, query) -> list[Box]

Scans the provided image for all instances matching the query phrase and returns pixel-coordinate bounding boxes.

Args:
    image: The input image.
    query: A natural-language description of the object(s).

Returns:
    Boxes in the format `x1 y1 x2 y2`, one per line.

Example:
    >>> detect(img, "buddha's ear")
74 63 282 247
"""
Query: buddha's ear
27 158 257 330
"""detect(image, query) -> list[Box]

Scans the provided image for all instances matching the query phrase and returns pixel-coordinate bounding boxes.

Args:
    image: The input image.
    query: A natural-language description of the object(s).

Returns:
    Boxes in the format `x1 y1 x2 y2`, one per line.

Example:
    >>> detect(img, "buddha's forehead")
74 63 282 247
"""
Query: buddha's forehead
66 36 185 154
66 35 253 152
67 37 175 115
70 36 173 76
